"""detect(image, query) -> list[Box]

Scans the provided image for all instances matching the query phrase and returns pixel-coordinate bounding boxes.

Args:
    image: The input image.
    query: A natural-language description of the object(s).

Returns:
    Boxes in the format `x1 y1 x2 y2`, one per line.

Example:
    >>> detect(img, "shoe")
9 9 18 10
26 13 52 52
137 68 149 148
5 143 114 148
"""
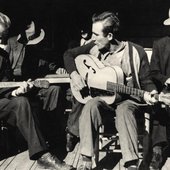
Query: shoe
125 160 139 170
66 131 79 152
77 160 92 170
127 165 138 170
149 146 162 170
37 152 73 170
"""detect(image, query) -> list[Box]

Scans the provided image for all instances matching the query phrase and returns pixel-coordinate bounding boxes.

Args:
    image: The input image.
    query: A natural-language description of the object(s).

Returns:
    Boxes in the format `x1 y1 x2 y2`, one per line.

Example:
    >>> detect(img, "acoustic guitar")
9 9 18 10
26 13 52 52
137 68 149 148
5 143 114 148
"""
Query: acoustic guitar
71 54 170 106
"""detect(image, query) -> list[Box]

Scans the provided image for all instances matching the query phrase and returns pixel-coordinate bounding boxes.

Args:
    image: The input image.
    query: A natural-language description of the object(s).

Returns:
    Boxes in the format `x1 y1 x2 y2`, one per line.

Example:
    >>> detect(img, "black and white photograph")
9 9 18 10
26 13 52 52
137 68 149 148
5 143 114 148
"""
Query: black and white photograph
0 0 170 169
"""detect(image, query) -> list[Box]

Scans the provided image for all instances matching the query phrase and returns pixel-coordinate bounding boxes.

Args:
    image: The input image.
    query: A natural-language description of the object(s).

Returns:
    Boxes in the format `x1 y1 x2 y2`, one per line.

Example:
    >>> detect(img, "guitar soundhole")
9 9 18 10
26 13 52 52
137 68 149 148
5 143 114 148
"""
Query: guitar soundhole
80 87 90 98
83 59 96 73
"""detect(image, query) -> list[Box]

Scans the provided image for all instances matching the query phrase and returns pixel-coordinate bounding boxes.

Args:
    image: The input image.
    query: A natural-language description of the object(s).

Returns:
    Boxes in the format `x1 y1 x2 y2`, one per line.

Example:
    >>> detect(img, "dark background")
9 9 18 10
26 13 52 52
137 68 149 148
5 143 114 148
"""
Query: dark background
1 0 170 65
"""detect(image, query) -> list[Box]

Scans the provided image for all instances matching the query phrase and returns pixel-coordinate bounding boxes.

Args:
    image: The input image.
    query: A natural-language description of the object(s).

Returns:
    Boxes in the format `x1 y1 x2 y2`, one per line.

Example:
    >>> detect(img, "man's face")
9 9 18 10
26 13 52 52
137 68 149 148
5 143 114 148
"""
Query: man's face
92 22 110 51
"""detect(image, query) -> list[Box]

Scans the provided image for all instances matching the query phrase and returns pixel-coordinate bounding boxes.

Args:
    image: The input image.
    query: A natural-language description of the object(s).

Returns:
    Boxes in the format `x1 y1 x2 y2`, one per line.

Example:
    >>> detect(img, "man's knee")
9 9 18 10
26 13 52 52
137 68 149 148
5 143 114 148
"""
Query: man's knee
9 97 31 122
82 98 103 120
86 98 102 110
116 101 136 119
12 96 29 107
48 85 61 92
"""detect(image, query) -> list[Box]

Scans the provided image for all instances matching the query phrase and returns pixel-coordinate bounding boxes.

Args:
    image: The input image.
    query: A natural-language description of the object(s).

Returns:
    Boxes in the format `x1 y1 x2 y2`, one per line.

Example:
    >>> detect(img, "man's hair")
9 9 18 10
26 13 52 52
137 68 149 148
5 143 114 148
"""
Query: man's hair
0 12 11 44
92 11 120 36
0 12 11 30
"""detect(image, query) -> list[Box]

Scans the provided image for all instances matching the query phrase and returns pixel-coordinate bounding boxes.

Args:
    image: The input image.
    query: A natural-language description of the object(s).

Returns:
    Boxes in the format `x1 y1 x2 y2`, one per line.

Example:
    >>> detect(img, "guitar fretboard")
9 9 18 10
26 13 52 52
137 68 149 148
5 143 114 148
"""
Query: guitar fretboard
107 81 145 98
0 82 24 88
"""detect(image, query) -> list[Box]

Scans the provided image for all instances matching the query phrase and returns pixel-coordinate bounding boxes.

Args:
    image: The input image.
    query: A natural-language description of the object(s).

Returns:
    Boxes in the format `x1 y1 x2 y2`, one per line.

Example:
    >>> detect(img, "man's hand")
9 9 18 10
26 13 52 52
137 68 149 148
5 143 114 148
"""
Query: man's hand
56 68 68 75
12 79 33 96
70 71 86 91
165 78 170 86
144 90 158 105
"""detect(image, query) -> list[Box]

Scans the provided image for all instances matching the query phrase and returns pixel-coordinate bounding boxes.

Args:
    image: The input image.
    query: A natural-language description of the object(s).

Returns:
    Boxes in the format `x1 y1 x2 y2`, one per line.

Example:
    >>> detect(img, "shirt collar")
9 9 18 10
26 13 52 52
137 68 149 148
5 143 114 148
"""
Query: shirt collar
17 29 45 45
109 41 126 54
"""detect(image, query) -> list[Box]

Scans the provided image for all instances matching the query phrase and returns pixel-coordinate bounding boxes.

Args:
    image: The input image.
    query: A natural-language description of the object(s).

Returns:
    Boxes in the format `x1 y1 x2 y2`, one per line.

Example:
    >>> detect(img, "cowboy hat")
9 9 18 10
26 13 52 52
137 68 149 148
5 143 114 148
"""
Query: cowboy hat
164 9 170 25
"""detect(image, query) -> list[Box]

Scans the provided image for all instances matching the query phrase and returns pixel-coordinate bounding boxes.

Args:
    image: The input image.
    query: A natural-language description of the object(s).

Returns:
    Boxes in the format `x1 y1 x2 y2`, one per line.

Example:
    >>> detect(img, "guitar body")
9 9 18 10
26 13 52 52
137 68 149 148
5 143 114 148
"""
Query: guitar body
71 54 124 104
71 54 170 106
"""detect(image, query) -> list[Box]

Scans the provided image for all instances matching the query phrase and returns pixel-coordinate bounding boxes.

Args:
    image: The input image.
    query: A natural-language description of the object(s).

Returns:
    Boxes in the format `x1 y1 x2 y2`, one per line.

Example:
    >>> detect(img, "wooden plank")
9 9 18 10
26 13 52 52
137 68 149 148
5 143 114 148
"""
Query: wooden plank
64 143 80 167
21 159 46 170
0 156 16 169
73 144 81 169
0 159 7 166
162 158 170 170
5 151 34 170
1 146 169 170
30 161 38 170
15 151 35 170
34 163 48 170
113 159 126 170
30 161 37 170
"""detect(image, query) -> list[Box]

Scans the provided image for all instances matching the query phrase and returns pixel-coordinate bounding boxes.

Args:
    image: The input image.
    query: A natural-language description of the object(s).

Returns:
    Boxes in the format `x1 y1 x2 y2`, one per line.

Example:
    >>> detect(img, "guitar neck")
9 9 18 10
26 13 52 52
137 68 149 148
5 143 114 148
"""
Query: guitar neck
107 81 145 98
0 75 70 89
0 82 24 88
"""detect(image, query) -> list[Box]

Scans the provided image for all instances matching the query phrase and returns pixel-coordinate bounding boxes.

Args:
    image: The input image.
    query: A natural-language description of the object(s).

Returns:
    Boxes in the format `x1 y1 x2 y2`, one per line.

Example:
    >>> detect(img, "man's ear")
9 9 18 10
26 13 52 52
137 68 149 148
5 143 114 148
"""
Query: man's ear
107 33 113 41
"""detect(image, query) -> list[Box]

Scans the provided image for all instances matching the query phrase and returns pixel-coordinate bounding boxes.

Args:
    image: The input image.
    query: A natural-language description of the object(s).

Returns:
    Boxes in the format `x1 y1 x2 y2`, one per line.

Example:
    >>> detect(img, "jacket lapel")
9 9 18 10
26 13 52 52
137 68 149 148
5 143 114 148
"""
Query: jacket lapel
10 38 25 69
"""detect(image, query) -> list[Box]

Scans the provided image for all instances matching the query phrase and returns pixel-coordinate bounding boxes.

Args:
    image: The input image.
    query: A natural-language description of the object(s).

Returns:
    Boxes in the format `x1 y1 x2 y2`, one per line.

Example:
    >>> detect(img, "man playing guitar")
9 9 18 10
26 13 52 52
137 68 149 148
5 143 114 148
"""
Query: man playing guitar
64 11 159 170
0 12 72 170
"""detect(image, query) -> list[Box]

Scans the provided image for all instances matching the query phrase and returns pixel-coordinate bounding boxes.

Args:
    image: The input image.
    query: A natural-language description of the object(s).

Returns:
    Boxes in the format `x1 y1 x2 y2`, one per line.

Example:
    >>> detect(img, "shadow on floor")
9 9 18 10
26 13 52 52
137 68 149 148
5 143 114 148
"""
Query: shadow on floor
96 152 122 170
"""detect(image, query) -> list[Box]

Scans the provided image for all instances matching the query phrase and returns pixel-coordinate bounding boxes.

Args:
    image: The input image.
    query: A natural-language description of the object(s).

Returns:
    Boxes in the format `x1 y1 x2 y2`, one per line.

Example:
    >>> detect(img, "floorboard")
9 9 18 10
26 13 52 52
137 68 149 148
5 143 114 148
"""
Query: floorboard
0 156 16 169
0 146 170 170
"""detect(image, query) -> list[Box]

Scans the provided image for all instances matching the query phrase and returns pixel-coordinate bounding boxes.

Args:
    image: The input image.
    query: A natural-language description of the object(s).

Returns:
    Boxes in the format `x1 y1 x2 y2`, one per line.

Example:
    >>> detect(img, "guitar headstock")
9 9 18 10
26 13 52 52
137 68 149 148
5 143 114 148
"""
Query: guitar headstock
33 80 49 88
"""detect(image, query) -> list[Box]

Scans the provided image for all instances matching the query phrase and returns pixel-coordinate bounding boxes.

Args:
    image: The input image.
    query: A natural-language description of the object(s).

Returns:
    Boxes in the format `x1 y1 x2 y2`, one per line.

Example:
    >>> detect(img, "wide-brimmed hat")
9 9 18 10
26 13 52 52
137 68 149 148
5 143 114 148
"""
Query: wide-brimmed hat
18 20 45 45
163 9 170 25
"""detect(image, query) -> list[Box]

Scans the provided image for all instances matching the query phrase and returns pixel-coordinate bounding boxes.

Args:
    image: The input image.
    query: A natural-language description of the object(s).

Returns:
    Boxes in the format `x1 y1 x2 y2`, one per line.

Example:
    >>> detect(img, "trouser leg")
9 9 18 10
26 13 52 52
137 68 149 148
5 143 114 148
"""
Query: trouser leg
151 105 168 147
38 85 66 141
6 97 48 160
79 97 109 157
38 85 63 112
115 100 139 165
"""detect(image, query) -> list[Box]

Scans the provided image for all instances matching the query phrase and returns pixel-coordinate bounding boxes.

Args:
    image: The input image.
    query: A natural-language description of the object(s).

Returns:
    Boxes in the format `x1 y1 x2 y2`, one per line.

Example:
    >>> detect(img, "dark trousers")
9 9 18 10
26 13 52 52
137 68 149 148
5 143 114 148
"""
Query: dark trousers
0 96 48 160
151 105 168 147
25 85 66 142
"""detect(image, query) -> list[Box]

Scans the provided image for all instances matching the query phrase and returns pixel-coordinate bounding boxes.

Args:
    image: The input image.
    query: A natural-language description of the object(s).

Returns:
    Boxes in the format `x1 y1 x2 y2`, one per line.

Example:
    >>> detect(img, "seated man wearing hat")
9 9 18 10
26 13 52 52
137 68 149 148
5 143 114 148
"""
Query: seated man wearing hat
0 12 72 170
7 20 67 145
149 8 170 170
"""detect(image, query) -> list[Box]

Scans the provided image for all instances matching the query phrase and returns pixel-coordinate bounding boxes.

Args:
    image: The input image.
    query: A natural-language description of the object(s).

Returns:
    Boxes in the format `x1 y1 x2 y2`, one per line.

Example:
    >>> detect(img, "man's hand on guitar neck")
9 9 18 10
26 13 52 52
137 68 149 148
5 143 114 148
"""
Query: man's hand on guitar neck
56 68 68 75
70 71 86 91
144 90 158 105
11 79 34 96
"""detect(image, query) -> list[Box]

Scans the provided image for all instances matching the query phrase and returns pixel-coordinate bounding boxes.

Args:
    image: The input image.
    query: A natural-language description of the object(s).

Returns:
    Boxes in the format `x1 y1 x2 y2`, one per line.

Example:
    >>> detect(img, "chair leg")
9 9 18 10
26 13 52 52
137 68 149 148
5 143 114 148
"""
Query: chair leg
144 112 150 134
142 112 152 165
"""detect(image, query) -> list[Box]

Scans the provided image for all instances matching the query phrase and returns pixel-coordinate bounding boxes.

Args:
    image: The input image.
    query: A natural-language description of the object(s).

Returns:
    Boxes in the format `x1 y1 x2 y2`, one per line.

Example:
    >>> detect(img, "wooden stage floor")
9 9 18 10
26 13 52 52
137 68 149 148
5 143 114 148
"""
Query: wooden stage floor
1 141 170 170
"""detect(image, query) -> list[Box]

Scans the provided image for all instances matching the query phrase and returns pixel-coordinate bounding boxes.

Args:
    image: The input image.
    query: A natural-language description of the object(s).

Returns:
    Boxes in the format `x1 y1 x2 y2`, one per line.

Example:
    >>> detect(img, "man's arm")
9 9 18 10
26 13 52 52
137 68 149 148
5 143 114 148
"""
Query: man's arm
63 41 95 74
138 47 157 92
150 41 168 87
136 46 158 105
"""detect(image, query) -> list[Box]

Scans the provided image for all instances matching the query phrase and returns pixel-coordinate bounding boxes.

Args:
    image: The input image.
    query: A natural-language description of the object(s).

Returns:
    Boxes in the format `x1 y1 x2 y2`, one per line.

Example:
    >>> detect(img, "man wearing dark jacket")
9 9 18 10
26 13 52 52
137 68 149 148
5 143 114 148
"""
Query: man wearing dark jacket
7 19 66 146
64 11 158 170
150 9 170 170
0 12 72 170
